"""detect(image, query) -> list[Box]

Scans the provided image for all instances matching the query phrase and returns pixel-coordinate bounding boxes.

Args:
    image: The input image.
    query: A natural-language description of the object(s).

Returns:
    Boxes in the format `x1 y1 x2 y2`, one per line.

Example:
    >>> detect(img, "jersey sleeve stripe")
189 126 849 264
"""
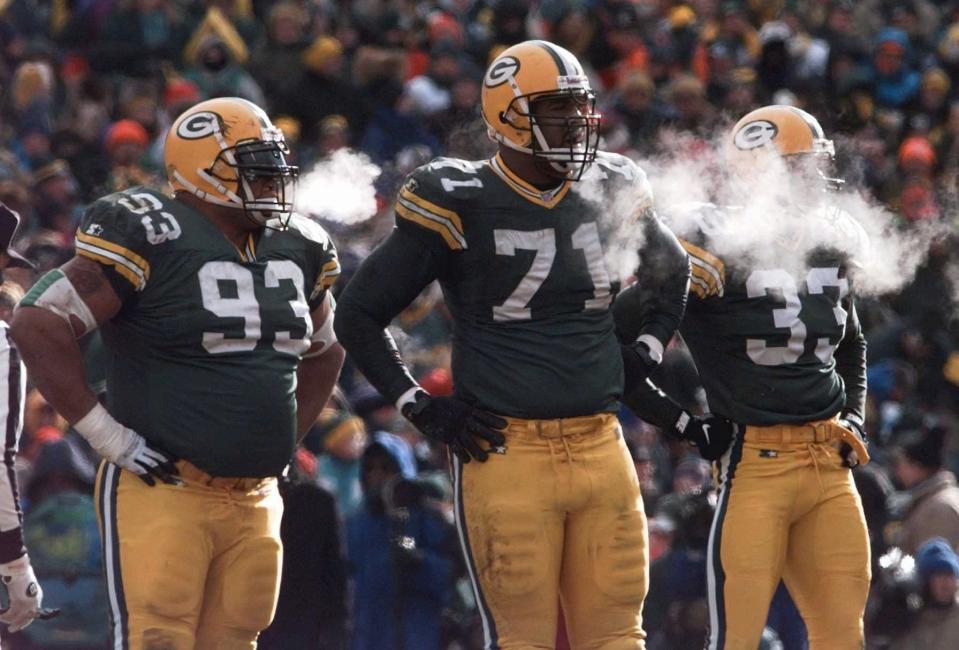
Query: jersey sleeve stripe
75 232 150 275
399 188 465 235
75 245 147 290
689 275 711 299
681 239 725 273
395 202 467 250
681 239 725 294
690 258 724 297
315 259 341 292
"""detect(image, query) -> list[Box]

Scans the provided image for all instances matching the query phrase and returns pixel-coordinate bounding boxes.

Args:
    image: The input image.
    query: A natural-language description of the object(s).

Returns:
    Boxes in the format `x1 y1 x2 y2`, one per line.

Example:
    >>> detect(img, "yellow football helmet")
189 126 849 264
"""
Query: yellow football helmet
165 97 298 227
481 40 600 179
727 105 842 189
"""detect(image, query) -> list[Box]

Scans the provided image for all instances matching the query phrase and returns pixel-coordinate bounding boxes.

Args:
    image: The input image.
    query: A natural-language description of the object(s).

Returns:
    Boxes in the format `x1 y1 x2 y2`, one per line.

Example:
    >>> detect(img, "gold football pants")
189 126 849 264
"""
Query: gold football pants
453 412 648 650
706 419 871 650
94 460 283 650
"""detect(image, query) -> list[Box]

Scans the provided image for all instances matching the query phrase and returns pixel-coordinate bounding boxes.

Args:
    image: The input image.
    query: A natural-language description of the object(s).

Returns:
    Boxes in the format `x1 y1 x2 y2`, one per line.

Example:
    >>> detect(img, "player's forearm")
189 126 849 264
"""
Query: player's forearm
10 307 98 423
334 299 419 405
296 343 345 439
614 214 690 348
622 378 685 430
334 230 439 405
835 302 867 423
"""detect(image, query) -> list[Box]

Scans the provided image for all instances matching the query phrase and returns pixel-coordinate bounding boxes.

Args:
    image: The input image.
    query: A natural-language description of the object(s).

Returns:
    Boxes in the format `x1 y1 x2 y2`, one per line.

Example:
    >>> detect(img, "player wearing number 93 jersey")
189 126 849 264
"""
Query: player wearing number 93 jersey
623 105 871 650
11 97 345 649
335 40 690 649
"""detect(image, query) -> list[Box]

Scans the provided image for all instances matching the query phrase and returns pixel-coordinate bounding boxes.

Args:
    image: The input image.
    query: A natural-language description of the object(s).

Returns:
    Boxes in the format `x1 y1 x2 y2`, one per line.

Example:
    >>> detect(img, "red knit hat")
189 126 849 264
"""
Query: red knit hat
163 79 201 109
104 119 149 152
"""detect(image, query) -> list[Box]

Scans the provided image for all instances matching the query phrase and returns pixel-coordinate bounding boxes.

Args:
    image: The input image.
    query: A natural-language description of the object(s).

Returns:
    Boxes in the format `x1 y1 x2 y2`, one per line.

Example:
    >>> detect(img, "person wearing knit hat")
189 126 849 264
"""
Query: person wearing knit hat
894 537 959 650
101 119 162 193
894 426 959 555
162 78 201 113
898 135 936 175
308 407 367 517
916 538 959 583
104 120 150 157
301 36 343 76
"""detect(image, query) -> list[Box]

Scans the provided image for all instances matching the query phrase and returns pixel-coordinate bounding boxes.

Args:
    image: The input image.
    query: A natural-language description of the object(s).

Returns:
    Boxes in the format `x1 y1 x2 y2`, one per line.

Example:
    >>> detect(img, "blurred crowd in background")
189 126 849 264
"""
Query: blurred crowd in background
3 0 959 648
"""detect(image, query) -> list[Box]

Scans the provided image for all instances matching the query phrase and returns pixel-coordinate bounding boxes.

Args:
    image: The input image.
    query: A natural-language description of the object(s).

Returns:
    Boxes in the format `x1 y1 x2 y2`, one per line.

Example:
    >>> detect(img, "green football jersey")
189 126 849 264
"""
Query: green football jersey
675 202 861 425
71 188 339 477
393 152 657 419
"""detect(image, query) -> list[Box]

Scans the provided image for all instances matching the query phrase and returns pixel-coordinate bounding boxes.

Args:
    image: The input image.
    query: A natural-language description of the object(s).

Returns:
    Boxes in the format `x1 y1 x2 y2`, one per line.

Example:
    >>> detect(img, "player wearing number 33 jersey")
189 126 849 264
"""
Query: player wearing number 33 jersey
336 40 690 650
11 97 345 649
641 106 871 650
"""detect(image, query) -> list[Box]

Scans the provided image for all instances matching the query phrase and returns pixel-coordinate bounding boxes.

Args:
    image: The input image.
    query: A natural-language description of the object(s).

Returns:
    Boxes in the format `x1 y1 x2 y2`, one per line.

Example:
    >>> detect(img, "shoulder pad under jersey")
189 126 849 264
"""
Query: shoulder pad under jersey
580 152 654 216
394 157 484 251
75 188 180 291
662 201 729 300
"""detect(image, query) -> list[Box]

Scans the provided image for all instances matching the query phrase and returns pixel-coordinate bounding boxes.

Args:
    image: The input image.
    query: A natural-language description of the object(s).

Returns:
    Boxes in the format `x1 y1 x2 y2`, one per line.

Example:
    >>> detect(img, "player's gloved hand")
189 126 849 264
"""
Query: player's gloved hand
837 416 869 468
115 435 181 487
620 340 661 395
0 554 43 632
402 392 507 464
672 411 737 461
74 403 180 486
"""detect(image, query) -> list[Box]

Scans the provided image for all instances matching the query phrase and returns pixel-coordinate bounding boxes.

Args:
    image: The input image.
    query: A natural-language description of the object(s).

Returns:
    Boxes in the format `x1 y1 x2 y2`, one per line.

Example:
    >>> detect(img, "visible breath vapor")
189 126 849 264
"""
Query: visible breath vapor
573 157 655 284
628 128 950 298
295 149 381 224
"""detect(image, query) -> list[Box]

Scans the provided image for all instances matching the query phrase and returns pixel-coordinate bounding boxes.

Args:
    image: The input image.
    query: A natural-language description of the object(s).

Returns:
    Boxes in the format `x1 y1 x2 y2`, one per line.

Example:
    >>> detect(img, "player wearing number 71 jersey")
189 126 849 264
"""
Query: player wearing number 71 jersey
624 105 871 649
10 97 345 649
335 40 689 649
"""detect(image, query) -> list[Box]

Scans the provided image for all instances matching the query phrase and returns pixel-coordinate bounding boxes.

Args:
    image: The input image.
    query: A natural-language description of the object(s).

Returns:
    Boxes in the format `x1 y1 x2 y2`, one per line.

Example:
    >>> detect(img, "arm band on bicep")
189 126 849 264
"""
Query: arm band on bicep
18 269 98 336
302 294 337 359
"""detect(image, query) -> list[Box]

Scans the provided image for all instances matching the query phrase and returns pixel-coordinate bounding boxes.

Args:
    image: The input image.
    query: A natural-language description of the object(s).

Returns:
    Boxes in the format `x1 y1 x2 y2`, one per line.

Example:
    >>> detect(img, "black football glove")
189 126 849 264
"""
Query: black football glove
672 411 737 461
402 393 507 464
621 341 661 395
837 416 867 468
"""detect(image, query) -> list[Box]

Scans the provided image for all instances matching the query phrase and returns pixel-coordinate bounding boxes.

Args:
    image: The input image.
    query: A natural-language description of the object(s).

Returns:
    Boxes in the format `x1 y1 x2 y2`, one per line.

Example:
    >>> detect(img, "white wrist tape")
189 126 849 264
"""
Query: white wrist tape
302 295 337 359
73 403 139 463
637 334 664 365
19 269 97 336
395 386 424 412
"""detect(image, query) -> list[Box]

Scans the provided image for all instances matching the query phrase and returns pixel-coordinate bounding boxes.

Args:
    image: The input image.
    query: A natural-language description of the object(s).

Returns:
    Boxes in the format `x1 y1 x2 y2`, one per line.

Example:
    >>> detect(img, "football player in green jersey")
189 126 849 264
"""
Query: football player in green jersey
11 97 345 650
621 105 871 650
335 40 690 649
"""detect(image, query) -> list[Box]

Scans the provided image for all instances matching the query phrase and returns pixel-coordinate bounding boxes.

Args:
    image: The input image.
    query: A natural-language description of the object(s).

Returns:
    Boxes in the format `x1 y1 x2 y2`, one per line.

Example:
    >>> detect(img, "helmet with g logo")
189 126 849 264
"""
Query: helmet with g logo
727 105 842 190
481 40 601 179
165 97 298 227
729 105 834 157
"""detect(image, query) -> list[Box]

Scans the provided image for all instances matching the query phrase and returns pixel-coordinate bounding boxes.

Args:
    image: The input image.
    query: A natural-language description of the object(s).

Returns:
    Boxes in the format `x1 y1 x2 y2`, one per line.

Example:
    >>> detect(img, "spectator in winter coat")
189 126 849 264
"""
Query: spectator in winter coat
870 28 921 109
893 425 959 554
346 432 454 650
893 538 959 650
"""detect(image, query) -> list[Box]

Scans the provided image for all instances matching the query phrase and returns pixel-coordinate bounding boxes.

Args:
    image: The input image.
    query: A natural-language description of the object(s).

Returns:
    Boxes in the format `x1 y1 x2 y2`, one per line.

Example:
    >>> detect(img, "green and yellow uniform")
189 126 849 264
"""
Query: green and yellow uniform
26 187 339 650
673 203 870 650
63 187 338 477
336 152 689 649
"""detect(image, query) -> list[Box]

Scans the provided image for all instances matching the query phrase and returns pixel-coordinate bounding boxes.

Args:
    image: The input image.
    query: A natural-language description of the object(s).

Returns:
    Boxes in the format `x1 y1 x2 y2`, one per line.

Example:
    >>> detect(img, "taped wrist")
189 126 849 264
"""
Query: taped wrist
73 403 138 462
